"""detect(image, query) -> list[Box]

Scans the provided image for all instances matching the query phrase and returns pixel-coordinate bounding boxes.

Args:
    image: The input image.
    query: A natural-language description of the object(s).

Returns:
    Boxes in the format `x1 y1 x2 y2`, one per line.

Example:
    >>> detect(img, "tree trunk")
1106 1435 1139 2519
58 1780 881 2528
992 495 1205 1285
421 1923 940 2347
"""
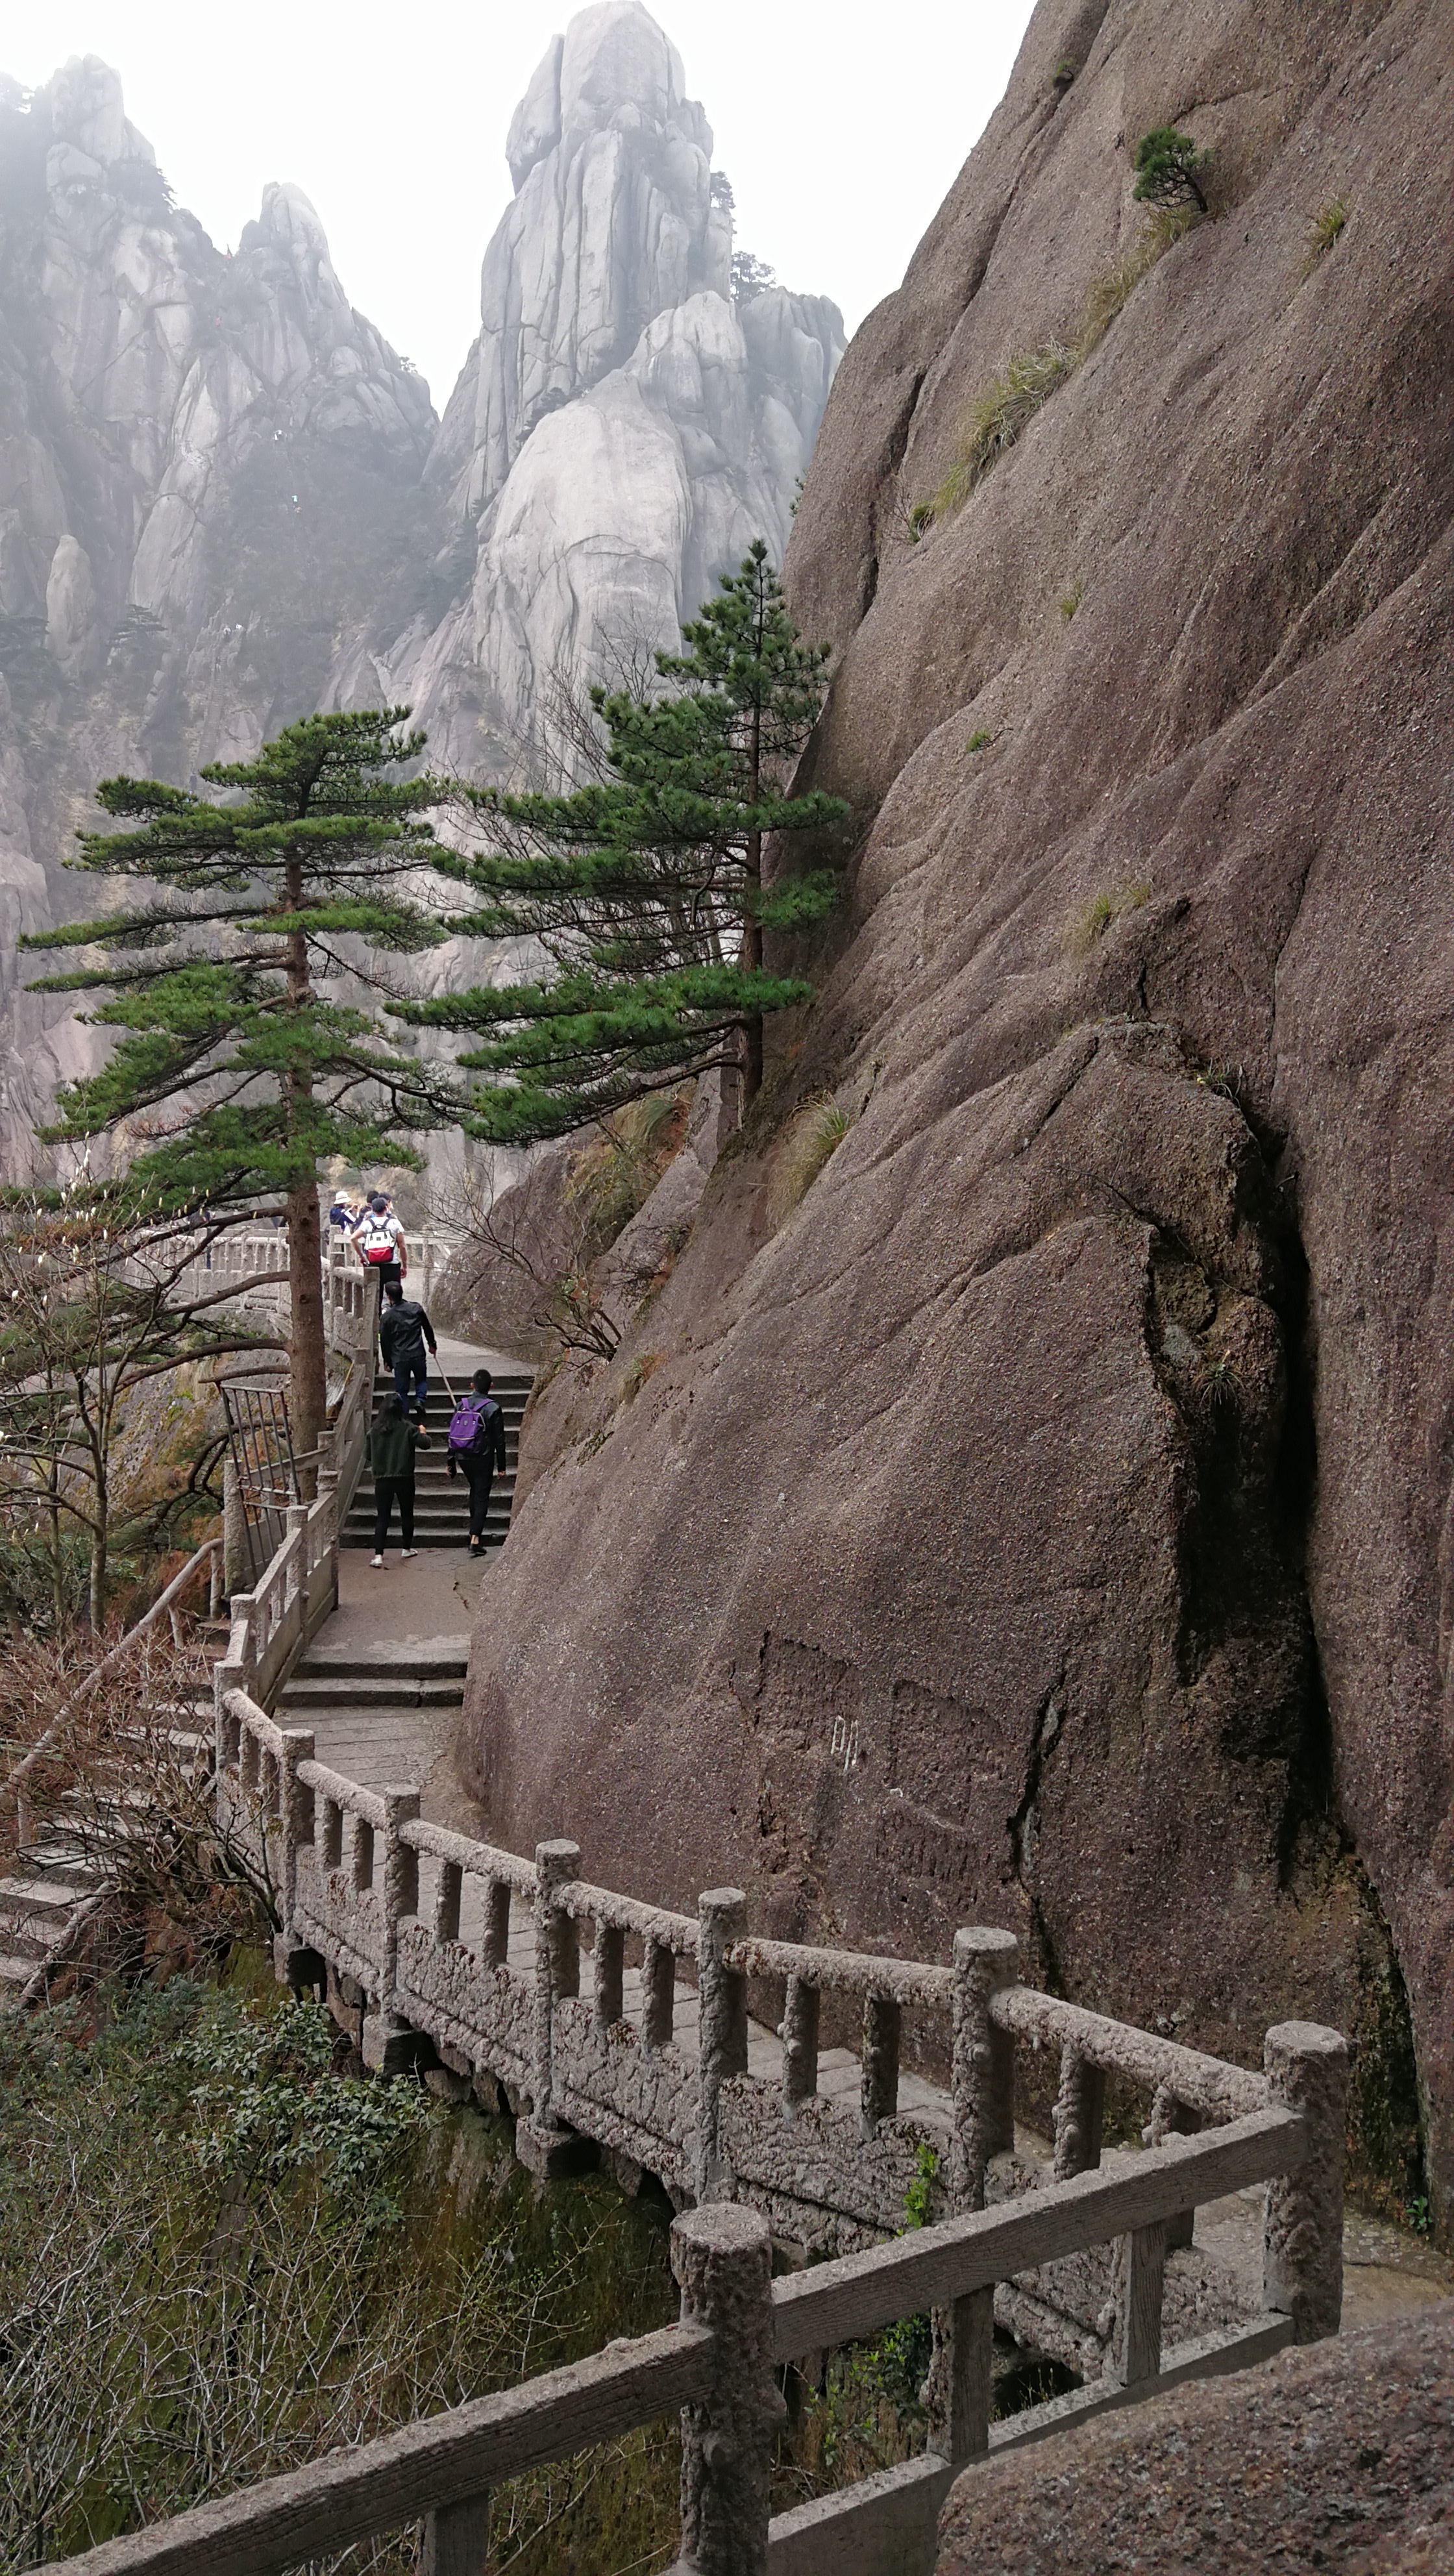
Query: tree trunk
288 1174 326 1501
89 1517 106 1634
741 817 763 1109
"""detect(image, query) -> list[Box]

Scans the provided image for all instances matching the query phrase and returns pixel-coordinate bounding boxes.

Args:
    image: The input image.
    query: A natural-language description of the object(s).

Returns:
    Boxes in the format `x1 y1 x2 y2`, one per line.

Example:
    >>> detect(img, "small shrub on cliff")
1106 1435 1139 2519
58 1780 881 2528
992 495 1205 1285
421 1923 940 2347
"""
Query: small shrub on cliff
767 1095 852 1226
1067 881 1151 952
1303 193 1349 276
1132 125 1210 215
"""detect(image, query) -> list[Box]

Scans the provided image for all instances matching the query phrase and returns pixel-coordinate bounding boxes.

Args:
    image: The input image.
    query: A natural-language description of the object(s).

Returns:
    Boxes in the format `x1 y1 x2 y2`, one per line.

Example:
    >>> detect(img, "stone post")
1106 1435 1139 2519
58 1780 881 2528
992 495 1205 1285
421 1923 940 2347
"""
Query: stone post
594 1920 625 2032
696 1889 748 2203
276 1726 315 1925
1263 2020 1348 2341
420 2494 490 2576
519 1840 594 2177
1107 2220 1168 2386
781 1974 820 2118
859 1990 902 2138
362 1786 422 2075
951 1926 1019 2211
669 2203 780 2576
223 1454 247 1599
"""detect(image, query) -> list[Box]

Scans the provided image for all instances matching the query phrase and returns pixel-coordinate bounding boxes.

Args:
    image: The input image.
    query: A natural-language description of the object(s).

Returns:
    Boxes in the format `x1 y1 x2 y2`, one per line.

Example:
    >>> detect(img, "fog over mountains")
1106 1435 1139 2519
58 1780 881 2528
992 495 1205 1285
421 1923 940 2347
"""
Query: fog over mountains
0 2 843 1165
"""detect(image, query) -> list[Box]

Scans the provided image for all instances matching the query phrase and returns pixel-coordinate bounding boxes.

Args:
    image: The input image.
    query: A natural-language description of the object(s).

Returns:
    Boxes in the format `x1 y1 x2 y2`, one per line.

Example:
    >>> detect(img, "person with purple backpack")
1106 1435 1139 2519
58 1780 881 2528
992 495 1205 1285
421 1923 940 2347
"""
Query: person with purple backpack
447 1368 508 1557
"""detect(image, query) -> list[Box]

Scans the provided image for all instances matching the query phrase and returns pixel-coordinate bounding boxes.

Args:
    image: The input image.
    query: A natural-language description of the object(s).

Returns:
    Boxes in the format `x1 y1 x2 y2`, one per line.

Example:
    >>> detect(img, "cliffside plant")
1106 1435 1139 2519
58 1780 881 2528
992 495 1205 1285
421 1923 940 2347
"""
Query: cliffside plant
402 545 850 1137
909 206 1199 536
19 711 460 1481
1303 194 1349 276
1067 881 1151 952
767 1095 852 1226
1131 125 1210 215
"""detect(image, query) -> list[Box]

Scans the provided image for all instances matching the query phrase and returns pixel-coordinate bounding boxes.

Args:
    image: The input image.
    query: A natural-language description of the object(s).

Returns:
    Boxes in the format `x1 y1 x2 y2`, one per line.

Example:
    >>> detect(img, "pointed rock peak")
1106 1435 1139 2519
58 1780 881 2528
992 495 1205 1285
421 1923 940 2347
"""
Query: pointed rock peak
560 2 687 138
254 178 332 262
507 33 564 192
42 55 156 168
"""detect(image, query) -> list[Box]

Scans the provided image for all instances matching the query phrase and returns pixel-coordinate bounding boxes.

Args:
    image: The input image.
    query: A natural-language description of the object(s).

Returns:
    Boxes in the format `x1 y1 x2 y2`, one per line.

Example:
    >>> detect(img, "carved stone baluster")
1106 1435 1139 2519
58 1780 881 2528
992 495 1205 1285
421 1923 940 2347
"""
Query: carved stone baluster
1145 2081 1199 2247
434 1858 463 1946
1263 2020 1349 2342
482 1876 511 1968
672 2203 780 2575
1053 2044 1106 2180
950 1926 1019 2211
642 1935 675 2050
421 2494 489 2575
781 1974 820 2118
696 1889 748 2202
594 1919 624 2032
519 1840 589 2177
860 1990 901 2139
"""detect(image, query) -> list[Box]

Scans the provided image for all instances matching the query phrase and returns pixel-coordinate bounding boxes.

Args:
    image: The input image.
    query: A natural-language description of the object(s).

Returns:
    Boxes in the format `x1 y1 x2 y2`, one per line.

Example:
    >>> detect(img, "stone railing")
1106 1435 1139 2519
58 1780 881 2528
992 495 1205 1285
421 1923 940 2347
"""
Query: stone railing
212 1684 1346 2451
38 2011 1343 2576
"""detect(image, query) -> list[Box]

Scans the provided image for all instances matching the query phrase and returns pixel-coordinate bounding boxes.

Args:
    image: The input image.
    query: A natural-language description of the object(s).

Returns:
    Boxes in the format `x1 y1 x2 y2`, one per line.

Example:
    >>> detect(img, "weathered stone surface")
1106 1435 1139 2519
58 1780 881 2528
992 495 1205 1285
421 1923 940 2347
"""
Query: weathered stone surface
936 2307 1454 2574
460 0 1454 2227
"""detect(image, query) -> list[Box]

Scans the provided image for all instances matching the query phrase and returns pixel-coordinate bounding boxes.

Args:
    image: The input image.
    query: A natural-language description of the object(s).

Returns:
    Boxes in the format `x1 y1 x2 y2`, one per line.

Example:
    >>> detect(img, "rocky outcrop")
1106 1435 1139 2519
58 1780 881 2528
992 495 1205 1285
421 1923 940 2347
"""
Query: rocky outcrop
937 2308 1454 2573
373 1 843 771
459 0 1454 2225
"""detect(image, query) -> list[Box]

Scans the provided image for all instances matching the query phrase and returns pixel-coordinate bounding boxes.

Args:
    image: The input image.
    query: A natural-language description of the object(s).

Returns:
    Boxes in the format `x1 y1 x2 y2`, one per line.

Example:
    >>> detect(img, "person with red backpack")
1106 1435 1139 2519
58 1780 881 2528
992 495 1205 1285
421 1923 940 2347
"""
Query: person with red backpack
447 1368 508 1556
351 1192 406 1348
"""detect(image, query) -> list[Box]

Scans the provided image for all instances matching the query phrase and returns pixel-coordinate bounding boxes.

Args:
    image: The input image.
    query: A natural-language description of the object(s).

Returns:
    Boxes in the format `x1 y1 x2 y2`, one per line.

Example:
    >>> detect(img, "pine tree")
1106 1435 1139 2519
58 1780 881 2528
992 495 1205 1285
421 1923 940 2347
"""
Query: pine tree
20 709 454 1475
1132 126 1209 214
400 544 849 1145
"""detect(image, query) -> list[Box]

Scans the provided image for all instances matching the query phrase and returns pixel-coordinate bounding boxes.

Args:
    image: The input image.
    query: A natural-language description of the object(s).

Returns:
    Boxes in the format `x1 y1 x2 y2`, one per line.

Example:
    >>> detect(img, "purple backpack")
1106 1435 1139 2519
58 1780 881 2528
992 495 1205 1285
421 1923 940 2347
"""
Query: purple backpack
447 1394 494 1460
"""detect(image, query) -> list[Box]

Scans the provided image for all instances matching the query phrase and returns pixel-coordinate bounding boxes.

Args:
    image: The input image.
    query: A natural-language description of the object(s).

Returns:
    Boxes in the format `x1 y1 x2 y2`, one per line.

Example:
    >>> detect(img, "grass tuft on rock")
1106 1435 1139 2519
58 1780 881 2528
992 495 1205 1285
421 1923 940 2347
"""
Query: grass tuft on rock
768 1095 852 1226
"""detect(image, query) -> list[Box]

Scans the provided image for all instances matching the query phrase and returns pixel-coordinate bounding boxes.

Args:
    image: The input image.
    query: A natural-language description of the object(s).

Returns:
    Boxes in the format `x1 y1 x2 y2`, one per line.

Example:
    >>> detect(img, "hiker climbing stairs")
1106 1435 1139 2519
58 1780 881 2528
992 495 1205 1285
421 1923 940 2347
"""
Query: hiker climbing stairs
341 1361 532 1552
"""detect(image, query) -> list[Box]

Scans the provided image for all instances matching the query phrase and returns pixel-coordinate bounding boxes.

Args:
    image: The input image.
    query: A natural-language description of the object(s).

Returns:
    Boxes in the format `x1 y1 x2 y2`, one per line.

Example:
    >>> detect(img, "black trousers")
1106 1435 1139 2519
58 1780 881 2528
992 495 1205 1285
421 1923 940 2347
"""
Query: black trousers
373 1476 415 1551
461 1459 495 1542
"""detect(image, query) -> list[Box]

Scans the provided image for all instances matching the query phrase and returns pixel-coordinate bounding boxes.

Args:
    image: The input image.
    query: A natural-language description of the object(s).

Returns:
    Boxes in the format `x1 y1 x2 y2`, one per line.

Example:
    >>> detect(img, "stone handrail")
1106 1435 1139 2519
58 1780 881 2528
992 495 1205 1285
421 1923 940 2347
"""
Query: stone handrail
37 2064 1342 2576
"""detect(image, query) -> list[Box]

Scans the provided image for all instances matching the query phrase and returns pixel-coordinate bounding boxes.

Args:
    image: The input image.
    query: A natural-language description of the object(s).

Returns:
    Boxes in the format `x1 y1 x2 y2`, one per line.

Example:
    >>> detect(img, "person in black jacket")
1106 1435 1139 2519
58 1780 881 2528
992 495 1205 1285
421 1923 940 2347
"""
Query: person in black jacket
447 1367 508 1557
379 1280 437 1423
367 1394 422 1566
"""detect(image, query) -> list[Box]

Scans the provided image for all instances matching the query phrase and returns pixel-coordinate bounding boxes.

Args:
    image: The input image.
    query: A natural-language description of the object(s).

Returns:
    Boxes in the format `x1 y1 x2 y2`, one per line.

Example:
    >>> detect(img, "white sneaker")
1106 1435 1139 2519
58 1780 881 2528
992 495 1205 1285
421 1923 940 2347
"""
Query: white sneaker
371 1553 384 1568
400 1548 417 1559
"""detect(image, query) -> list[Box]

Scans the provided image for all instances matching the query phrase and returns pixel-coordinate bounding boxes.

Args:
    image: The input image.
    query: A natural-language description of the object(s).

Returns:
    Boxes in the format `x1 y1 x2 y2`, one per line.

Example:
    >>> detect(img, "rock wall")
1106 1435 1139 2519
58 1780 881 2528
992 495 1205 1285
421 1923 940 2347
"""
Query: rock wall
459 0 1454 2223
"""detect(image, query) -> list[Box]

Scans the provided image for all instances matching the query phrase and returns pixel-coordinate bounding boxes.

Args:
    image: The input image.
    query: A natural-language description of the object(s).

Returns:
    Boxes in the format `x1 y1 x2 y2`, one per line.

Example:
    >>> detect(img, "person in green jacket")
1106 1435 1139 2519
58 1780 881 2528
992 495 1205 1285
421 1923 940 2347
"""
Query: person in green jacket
368 1394 423 1567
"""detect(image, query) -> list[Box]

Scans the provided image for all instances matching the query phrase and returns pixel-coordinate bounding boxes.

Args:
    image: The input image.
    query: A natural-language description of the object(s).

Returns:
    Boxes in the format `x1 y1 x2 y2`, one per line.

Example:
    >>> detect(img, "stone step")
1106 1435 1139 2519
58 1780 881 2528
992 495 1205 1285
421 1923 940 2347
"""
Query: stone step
277 1675 464 1709
290 1647 469 1678
0 1951 41 1994
0 1876 84 1926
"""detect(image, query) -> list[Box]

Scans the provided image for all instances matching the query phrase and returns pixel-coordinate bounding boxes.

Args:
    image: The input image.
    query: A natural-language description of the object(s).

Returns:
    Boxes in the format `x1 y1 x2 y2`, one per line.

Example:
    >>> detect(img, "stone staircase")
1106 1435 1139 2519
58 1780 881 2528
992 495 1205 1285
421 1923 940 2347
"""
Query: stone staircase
273 1642 468 1789
341 1369 532 1553
1 1669 217 2005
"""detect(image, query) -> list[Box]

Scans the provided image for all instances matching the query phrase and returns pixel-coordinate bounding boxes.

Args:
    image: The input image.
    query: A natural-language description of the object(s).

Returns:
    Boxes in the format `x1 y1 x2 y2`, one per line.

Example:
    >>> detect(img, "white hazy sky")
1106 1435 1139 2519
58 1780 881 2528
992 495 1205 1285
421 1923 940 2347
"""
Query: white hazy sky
10 1 1035 408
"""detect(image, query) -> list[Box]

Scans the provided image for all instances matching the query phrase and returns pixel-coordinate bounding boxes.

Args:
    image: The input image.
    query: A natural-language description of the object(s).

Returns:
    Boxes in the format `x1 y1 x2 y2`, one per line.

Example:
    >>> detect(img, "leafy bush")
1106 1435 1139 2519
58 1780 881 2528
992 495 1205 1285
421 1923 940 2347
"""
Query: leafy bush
0 1974 682 2573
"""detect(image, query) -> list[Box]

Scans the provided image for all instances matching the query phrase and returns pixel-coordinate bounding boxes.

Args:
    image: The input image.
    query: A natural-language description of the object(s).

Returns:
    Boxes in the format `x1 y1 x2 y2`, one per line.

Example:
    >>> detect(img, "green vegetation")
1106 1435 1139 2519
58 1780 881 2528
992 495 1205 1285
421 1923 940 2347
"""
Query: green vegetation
1059 582 1085 622
966 728 995 754
1051 56 1077 89
20 710 458 1471
398 545 850 1137
1303 193 1349 275
909 206 1200 535
1068 881 1152 952
1131 125 1210 215
767 1094 852 1226
0 1972 682 2573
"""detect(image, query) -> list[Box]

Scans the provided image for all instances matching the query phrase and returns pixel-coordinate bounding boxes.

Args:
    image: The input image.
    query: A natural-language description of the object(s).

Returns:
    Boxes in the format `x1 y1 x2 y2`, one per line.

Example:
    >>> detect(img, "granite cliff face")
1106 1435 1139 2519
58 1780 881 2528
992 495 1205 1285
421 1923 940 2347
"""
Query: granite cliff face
0 8 843 1153
460 0 1454 2221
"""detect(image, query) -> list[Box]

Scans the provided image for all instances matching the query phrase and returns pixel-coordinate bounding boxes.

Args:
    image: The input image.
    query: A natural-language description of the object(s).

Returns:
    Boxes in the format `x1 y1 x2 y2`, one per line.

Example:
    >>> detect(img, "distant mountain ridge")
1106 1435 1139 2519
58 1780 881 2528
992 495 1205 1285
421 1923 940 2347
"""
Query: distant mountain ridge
0 5 843 1163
